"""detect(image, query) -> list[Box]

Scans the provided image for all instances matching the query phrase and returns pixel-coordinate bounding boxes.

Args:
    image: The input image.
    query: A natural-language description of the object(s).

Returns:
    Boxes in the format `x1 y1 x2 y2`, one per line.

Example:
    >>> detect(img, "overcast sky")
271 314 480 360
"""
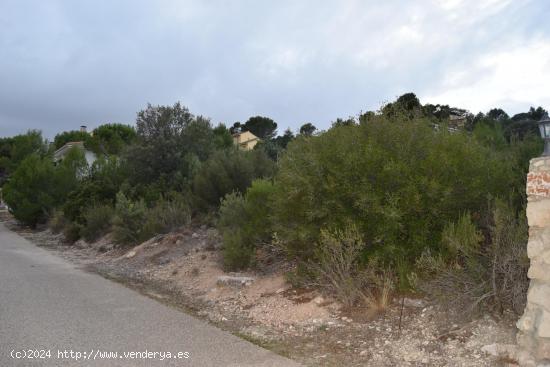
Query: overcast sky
1 0 549 138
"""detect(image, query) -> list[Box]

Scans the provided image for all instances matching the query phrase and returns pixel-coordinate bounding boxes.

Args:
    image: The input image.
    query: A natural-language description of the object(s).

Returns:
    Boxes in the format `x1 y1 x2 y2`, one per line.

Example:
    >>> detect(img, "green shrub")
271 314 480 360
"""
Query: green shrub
112 192 147 246
81 204 114 242
4 152 85 227
63 156 127 223
441 213 483 259
142 192 191 238
218 179 275 270
417 201 528 316
306 225 369 307
222 229 255 271
63 222 83 244
193 148 275 210
270 117 515 267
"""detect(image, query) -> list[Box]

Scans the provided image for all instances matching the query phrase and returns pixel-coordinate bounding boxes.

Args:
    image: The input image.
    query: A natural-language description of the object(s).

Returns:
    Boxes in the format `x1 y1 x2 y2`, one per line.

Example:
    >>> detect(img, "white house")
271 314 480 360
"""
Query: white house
53 141 96 166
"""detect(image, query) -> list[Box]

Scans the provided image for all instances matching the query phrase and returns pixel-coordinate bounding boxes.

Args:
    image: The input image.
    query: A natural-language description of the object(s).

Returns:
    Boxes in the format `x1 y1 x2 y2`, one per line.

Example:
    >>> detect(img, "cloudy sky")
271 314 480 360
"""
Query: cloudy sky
1 0 549 138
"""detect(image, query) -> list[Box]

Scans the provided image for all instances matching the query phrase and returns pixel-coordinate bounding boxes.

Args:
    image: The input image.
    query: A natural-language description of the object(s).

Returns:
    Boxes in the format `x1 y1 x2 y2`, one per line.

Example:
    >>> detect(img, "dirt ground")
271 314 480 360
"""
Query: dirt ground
6 219 520 367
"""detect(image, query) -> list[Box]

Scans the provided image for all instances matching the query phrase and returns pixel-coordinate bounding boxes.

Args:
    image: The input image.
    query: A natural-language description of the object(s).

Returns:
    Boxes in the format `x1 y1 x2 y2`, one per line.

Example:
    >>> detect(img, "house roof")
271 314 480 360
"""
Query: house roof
53 141 86 160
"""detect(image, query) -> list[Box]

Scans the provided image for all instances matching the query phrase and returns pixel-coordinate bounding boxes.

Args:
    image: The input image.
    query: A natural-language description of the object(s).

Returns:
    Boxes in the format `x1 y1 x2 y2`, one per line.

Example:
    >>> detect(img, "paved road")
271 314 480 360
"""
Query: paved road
0 223 301 367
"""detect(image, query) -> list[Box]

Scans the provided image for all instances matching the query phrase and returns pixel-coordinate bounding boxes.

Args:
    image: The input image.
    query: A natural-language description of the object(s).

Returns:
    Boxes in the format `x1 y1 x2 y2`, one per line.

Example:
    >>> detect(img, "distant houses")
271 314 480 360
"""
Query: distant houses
232 131 260 150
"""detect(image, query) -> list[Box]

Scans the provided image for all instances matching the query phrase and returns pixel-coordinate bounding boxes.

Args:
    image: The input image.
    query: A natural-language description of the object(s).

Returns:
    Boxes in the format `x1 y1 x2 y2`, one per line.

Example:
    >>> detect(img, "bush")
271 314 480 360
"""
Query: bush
218 179 275 270
112 192 147 246
142 193 191 238
304 225 369 307
270 117 516 268
193 148 275 210
63 156 127 223
417 201 529 316
4 152 84 226
63 222 83 244
222 229 255 271
81 204 114 242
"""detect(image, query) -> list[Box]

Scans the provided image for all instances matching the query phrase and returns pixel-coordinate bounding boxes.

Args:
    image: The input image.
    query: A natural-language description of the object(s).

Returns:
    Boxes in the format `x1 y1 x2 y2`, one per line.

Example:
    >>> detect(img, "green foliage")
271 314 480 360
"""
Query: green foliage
3 153 82 226
141 192 191 238
472 121 507 150
112 192 147 246
299 123 317 136
63 156 127 223
271 116 515 267
81 204 115 242
221 229 253 271
441 213 483 259
218 179 275 270
272 128 294 150
0 130 45 184
417 200 528 316
87 123 136 155
63 221 83 244
212 123 234 150
126 103 216 190
306 225 369 307
193 148 275 210
238 116 278 140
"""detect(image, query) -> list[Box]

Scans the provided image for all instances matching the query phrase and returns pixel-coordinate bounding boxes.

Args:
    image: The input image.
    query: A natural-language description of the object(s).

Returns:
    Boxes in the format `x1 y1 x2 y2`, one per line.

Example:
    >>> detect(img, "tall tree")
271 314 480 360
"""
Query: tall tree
299 123 317 136
87 123 136 155
242 116 278 140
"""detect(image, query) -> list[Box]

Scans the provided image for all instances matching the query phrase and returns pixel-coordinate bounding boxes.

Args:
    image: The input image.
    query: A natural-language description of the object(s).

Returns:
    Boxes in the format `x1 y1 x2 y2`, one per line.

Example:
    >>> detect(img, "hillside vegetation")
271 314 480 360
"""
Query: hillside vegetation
0 93 543 316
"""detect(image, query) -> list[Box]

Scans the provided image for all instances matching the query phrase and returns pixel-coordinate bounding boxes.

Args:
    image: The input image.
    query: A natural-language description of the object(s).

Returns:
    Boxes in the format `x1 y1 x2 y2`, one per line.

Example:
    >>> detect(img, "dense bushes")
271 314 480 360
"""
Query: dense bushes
112 192 148 246
81 204 114 242
218 179 275 270
193 148 275 209
4 148 86 226
270 117 516 270
63 156 127 223
141 193 191 237
111 192 191 246
1 97 539 316
215 113 533 312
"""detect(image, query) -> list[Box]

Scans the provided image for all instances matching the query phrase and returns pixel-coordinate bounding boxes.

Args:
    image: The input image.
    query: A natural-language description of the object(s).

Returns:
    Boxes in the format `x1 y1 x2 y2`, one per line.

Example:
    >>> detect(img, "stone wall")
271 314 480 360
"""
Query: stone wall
517 156 550 366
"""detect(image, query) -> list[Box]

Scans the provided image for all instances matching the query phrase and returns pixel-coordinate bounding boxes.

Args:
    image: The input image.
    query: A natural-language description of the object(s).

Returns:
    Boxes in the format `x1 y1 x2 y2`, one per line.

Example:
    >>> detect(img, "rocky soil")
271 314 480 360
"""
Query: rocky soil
6 219 520 367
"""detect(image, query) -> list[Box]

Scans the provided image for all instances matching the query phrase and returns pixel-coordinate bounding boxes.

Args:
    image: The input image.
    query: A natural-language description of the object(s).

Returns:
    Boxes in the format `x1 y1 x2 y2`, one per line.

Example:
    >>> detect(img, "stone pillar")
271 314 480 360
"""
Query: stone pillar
517 156 550 366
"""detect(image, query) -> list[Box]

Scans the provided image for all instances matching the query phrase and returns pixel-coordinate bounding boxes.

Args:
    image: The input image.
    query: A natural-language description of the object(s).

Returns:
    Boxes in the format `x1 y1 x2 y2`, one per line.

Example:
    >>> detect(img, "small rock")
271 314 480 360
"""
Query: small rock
125 250 136 258
481 343 517 358
403 298 425 308
360 350 368 356
312 295 324 305
192 232 199 239
216 275 255 288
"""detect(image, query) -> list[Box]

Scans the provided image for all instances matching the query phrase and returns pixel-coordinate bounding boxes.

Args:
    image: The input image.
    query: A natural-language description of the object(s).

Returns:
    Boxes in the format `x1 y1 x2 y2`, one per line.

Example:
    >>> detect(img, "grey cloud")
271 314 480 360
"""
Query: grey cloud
0 0 549 138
